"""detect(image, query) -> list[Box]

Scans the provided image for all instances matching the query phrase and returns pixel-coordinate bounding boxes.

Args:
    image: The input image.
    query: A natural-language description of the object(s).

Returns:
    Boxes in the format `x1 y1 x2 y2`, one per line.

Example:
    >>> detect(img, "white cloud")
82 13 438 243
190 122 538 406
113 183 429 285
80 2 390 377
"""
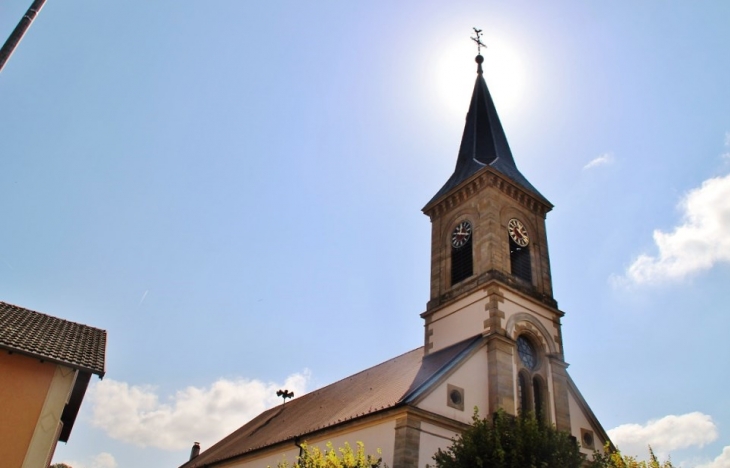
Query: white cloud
90 453 118 468
619 173 730 285
697 445 730 468
57 452 118 468
608 412 718 459
90 371 310 451
583 152 615 170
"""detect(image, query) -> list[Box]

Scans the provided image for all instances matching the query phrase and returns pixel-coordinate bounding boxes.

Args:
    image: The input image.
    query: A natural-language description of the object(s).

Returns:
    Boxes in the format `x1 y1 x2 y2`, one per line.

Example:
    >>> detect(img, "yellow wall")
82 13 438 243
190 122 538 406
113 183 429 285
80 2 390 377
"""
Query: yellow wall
0 351 77 468
0 352 56 468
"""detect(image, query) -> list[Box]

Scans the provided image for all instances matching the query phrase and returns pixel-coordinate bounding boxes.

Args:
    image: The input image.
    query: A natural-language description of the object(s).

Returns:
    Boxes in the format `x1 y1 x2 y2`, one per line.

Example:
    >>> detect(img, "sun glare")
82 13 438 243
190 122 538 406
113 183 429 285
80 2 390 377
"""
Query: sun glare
433 34 528 121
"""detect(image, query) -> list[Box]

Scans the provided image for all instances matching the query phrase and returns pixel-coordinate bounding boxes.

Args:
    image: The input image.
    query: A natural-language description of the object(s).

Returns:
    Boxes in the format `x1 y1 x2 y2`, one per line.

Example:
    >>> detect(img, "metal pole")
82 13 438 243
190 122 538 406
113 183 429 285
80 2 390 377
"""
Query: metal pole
0 0 48 73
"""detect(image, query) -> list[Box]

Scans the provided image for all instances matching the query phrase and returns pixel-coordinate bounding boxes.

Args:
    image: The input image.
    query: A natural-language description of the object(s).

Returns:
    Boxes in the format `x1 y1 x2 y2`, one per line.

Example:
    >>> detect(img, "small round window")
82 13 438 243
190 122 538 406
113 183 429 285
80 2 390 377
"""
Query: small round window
517 336 537 370
582 431 594 448
449 389 463 406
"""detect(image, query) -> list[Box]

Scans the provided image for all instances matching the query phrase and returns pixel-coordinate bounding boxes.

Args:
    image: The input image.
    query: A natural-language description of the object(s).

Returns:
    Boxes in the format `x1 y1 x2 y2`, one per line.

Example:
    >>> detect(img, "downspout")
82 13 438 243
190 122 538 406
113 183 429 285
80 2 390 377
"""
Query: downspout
294 436 305 460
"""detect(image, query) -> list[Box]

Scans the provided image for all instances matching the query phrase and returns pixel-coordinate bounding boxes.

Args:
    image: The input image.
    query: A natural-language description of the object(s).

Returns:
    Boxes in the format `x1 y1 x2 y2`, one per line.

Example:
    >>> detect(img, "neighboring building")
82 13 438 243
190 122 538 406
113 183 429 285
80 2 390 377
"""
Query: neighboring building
180 54 610 468
0 301 106 468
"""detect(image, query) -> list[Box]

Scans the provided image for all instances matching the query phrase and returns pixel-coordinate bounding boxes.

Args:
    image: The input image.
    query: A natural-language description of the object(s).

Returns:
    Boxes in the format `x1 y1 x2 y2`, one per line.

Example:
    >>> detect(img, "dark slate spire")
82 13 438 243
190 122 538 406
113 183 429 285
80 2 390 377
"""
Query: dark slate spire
425 55 547 208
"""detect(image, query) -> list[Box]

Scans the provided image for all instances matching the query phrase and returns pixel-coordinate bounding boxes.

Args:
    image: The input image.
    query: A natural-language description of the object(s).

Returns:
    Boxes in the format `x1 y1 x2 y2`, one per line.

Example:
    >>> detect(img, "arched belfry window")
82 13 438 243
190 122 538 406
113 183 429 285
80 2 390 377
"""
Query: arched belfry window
450 220 473 285
507 218 532 283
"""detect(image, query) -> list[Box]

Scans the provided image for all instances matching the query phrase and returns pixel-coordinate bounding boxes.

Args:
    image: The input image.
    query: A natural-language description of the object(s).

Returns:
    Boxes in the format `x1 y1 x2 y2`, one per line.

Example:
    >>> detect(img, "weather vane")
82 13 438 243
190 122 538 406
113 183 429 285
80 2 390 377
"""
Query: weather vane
276 389 294 405
471 27 486 55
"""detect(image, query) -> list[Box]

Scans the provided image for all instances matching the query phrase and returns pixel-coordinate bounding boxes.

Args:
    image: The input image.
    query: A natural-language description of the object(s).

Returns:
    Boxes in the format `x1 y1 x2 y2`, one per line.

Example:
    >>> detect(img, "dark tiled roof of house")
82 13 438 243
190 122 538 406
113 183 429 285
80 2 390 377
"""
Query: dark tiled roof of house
0 301 106 376
181 336 482 468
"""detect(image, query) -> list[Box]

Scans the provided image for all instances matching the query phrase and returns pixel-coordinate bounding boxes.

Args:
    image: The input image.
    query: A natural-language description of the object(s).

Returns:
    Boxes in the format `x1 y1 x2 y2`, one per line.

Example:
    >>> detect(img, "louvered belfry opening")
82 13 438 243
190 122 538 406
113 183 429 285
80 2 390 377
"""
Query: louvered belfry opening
451 236 473 285
509 237 532 283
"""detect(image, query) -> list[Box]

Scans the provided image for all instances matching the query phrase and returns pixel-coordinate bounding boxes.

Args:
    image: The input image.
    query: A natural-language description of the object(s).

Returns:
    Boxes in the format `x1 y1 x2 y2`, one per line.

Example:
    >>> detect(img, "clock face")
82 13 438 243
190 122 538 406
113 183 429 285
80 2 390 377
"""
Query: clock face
508 218 529 247
451 221 472 248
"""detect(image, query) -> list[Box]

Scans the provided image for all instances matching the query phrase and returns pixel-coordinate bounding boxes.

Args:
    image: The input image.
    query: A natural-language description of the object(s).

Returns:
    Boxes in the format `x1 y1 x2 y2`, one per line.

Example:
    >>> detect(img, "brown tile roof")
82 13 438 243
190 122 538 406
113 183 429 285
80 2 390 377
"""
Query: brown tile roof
0 301 106 376
182 335 482 468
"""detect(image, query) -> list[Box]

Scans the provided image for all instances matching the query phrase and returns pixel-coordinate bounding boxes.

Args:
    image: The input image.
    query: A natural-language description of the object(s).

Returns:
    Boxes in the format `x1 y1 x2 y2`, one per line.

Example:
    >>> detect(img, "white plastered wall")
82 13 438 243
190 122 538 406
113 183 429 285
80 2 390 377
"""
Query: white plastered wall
418 421 458 468
219 419 397 468
307 420 397 468
500 289 560 356
427 290 489 353
568 390 605 457
416 347 489 424
427 285 561 357
215 447 299 468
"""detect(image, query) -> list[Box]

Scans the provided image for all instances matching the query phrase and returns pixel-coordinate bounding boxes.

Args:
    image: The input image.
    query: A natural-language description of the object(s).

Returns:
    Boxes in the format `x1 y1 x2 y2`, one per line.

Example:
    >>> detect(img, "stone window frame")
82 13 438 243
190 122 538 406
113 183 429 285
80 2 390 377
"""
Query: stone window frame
500 208 538 286
449 219 474 286
581 428 596 450
446 383 465 411
515 332 550 421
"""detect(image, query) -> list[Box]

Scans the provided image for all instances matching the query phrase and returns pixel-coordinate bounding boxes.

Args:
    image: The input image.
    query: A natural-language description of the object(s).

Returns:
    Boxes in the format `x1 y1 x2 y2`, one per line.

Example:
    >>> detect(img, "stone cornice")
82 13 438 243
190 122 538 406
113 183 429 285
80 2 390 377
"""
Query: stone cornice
423 269 559 315
423 166 553 219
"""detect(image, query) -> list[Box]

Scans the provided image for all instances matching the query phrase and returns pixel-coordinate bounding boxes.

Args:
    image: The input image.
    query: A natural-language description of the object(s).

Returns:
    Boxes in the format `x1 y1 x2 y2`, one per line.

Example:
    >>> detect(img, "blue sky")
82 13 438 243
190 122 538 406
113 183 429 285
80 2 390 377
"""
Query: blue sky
2 1 730 467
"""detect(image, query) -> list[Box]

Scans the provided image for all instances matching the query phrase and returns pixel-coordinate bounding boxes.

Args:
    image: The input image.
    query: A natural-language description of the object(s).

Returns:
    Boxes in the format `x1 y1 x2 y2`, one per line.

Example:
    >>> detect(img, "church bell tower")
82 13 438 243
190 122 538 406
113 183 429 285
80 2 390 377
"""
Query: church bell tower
421 53 572 431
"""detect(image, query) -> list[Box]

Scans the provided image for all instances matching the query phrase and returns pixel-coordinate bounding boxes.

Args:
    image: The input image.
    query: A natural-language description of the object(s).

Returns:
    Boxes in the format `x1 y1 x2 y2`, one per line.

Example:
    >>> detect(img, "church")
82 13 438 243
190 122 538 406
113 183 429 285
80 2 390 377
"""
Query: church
179 51 610 468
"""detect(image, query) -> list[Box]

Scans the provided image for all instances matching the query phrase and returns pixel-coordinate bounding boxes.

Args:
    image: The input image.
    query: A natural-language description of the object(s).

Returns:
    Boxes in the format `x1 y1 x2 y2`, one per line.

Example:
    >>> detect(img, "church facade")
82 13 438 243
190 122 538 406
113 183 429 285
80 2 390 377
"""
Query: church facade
180 54 609 468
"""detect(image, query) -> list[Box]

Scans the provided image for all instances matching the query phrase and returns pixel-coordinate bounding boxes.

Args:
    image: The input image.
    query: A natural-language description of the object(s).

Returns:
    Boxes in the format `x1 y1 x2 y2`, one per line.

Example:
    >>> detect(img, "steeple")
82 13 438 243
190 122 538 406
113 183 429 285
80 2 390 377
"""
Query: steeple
425 55 548 208
421 48 557 318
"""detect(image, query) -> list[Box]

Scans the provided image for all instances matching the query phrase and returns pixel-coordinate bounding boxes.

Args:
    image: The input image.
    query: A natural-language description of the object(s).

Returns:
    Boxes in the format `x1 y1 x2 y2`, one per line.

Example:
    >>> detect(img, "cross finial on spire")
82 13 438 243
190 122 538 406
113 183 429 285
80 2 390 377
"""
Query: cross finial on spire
471 27 485 55
471 28 486 74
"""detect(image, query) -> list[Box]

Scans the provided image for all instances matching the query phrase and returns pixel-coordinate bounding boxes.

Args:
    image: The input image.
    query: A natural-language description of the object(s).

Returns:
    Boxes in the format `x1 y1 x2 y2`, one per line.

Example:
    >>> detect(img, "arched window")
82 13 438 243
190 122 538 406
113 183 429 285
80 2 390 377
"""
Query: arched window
451 221 473 285
517 336 537 370
509 237 532 283
518 371 531 413
507 218 532 283
533 376 545 424
516 334 549 421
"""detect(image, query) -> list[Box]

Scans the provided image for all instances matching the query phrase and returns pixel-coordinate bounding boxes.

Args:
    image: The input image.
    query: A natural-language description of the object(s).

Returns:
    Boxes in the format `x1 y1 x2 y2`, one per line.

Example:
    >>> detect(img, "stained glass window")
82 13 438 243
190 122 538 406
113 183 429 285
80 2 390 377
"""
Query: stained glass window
517 336 537 370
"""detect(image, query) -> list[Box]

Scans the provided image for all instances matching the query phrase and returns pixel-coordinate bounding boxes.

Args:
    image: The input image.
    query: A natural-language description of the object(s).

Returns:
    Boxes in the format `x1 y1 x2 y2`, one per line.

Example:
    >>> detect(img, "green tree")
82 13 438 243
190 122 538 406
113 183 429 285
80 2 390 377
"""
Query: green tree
50 464 73 468
433 409 584 468
588 445 674 468
274 441 383 468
